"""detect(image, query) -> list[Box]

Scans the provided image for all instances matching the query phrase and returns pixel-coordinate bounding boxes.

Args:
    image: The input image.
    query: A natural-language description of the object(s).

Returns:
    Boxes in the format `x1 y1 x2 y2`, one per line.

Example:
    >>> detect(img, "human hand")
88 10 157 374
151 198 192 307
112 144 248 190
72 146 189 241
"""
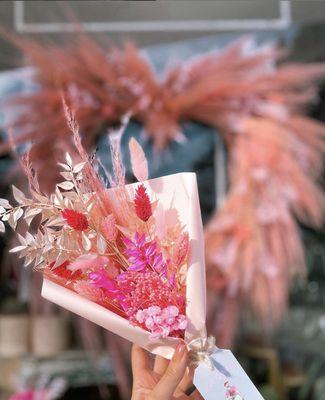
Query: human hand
131 343 203 400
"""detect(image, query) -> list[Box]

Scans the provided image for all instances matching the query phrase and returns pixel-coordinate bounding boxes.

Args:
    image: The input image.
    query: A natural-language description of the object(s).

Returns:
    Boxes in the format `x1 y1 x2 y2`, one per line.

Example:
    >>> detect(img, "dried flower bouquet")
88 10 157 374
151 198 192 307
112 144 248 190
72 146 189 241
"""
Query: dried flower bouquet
1 113 206 357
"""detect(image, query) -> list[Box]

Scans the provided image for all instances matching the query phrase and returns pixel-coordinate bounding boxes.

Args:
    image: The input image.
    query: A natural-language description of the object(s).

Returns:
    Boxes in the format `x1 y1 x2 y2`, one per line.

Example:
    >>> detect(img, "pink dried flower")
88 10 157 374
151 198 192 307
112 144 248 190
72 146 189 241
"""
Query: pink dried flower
134 305 187 340
117 270 184 313
145 316 155 329
165 305 179 317
172 232 189 267
129 137 149 182
102 214 118 241
68 254 111 272
134 184 152 222
116 268 186 338
136 309 146 323
177 314 188 330
147 305 161 316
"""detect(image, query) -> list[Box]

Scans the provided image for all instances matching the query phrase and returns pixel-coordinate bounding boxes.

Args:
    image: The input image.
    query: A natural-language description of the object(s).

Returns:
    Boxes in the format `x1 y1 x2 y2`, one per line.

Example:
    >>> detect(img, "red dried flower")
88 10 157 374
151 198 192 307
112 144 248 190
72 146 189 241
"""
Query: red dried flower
62 208 89 231
134 184 152 222
49 261 82 280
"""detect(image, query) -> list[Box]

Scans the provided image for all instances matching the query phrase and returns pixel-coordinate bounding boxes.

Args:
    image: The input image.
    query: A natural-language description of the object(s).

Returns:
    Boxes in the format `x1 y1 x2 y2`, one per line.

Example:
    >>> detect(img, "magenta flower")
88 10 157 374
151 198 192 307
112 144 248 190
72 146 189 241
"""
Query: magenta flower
89 269 118 293
123 232 166 275
89 269 127 309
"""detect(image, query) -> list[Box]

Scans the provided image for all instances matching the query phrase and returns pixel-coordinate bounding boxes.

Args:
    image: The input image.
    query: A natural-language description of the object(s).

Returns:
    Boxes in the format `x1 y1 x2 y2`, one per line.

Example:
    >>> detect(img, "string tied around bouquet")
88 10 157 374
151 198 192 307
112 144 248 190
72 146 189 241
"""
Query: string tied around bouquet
188 336 217 370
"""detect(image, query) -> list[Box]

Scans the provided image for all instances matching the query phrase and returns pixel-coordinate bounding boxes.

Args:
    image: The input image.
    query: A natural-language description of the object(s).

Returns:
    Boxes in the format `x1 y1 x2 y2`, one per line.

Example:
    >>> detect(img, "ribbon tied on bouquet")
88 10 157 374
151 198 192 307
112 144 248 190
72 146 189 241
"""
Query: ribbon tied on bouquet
188 336 217 370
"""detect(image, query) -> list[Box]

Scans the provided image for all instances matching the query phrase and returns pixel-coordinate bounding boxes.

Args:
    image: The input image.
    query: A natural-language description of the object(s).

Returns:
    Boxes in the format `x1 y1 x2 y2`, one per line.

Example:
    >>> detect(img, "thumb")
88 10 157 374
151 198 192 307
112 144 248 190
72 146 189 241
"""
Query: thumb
153 342 188 399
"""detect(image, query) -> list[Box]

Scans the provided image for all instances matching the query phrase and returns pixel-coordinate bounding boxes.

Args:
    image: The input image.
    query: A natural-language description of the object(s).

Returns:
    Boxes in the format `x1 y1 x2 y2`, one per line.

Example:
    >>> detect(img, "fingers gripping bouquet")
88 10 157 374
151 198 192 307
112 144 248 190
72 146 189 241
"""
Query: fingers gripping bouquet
1 114 206 359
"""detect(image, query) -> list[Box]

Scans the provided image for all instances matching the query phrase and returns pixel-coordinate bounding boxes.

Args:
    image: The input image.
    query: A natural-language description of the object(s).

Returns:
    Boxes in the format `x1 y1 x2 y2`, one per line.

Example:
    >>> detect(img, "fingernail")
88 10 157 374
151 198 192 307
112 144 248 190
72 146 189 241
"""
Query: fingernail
174 342 187 361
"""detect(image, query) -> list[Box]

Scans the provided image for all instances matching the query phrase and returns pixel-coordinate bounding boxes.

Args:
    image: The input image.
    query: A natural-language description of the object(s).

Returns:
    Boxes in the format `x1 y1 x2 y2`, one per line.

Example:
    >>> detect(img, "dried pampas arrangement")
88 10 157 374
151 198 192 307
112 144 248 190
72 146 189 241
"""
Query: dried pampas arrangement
1 33 325 345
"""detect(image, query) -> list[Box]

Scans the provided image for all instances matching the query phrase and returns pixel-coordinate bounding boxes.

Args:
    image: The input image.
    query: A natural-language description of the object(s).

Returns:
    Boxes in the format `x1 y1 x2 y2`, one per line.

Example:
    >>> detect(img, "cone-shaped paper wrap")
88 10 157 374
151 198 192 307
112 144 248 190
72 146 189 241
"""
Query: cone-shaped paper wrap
42 172 206 359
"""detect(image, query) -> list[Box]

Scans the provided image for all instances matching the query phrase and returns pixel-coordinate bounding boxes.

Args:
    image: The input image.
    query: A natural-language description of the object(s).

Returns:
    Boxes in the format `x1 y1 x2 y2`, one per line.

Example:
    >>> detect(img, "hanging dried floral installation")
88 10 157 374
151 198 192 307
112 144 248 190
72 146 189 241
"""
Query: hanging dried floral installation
1 33 325 345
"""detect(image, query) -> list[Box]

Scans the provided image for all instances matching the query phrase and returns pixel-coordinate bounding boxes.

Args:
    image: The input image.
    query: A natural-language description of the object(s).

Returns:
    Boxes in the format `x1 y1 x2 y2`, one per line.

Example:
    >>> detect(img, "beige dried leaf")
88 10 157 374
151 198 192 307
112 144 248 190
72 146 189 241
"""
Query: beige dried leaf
46 216 65 227
97 234 107 254
25 208 42 218
31 191 49 203
8 211 19 229
65 152 73 167
54 252 68 267
25 208 42 226
60 172 73 181
0 199 11 209
73 162 85 174
82 232 92 251
24 232 34 245
58 162 71 171
63 191 78 201
12 186 26 205
14 208 24 222
1 213 10 221
17 233 27 245
86 201 95 213
57 181 74 191
10 245 27 253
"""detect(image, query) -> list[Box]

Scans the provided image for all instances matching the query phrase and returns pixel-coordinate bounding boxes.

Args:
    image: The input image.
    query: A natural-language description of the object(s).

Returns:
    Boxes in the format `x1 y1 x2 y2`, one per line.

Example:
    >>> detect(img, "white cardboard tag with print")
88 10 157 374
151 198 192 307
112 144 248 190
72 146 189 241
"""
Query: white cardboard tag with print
194 349 264 400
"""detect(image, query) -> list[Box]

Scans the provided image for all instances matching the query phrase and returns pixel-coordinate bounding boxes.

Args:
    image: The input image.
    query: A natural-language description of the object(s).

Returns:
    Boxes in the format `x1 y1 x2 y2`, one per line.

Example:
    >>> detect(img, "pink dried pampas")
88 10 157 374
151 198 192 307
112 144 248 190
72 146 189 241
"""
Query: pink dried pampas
2 33 325 344
129 137 149 182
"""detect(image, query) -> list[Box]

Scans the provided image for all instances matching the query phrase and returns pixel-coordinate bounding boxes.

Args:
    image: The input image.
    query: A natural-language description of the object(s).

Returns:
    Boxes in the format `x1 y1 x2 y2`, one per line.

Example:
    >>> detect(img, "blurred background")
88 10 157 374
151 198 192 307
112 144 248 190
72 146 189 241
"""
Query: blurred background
0 1 325 400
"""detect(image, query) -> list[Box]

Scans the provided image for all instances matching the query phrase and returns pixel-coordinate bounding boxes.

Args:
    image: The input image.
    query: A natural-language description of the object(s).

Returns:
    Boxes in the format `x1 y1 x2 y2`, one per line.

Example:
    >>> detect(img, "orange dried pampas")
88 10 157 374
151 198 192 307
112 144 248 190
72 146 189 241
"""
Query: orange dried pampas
2 34 325 343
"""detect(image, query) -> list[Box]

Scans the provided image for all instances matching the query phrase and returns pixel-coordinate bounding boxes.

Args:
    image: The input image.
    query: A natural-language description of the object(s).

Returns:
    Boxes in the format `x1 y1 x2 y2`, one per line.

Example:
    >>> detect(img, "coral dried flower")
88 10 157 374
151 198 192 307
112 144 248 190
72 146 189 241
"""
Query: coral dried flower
62 209 89 231
102 214 118 241
134 184 152 222
172 232 189 267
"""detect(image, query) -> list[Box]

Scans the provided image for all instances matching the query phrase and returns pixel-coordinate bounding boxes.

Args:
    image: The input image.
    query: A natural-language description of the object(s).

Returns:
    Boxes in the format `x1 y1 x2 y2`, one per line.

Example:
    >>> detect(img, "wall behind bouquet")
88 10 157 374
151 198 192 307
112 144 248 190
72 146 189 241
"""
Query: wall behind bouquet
1 1 325 70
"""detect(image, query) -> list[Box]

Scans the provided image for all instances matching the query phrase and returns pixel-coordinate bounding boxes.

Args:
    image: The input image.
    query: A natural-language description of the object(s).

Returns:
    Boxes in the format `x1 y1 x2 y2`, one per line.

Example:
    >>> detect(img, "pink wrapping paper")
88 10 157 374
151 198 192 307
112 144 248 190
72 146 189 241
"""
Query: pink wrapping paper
42 172 206 359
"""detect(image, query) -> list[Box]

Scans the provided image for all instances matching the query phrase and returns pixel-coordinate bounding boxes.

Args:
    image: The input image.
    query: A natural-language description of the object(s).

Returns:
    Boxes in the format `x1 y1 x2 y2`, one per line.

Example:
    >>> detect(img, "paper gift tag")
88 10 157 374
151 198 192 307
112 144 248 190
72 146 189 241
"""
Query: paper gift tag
193 349 264 400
